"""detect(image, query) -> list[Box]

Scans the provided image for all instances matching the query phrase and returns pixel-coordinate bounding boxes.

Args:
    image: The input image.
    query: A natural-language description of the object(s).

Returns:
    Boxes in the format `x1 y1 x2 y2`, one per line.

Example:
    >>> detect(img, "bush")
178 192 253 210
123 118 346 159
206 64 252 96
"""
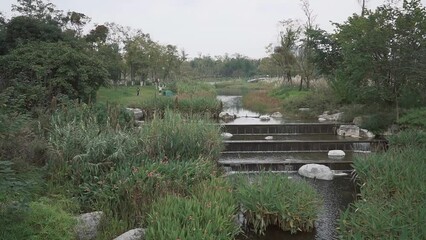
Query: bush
398 107 426 129
233 173 321 235
242 90 282 114
145 178 240 240
338 131 426 239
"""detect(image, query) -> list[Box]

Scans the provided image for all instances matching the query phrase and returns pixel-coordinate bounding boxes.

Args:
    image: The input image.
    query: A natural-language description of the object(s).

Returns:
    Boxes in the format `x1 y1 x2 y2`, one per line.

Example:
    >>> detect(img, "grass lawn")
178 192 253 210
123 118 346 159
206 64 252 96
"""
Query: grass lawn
97 85 159 107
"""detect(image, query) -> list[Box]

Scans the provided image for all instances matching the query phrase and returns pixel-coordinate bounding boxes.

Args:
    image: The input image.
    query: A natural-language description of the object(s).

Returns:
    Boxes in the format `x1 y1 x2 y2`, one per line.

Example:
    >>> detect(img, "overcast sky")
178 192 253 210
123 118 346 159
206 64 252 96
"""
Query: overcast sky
1 0 424 59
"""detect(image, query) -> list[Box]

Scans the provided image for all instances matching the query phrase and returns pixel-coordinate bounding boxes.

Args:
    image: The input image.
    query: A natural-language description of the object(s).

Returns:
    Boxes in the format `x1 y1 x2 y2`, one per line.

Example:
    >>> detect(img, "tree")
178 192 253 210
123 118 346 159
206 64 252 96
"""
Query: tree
12 0 63 22
0 42 109 110
296 0 318 90
334 0 426 119
3 16 63 52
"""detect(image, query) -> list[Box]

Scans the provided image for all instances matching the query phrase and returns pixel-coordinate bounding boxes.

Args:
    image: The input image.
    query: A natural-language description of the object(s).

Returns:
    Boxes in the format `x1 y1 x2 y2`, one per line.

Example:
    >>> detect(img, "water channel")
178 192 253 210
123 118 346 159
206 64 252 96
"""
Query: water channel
218 95 358 240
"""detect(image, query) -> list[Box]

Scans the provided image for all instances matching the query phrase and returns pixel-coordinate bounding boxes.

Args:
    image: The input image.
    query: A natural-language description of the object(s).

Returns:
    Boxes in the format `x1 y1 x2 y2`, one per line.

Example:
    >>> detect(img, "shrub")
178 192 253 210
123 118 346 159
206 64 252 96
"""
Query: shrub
145 178 240 240
233 173 321 235
398 107 426 129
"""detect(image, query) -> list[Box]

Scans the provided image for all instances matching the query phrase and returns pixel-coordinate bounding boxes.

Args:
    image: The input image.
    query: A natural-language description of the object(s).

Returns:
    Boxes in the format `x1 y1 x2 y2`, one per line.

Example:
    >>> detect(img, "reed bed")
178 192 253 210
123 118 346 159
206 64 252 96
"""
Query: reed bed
47 105 224 229
233 173 322 235
145 178 240 240
141 109 223 161
338 131 426 239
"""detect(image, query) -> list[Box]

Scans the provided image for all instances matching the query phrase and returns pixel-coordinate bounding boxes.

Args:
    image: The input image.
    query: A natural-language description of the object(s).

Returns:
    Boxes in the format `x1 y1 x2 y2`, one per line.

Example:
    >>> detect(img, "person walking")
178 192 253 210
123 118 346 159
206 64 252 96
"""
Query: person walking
136 87 140 96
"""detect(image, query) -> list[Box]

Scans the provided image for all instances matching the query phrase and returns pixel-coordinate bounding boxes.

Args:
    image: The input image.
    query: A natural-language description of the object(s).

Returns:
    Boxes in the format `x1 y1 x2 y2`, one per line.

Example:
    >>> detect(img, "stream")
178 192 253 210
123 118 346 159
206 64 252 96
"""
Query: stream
218 95 357 240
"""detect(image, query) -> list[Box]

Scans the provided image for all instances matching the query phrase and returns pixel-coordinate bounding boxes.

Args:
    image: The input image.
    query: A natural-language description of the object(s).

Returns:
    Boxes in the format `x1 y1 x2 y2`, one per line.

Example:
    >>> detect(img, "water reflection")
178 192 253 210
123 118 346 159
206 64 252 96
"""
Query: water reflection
217 95 317 124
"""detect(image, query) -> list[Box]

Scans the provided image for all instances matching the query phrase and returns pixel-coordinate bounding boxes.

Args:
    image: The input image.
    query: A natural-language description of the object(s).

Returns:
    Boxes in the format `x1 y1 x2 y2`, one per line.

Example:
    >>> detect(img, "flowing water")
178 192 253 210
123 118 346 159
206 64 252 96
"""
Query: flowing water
218 95 358 240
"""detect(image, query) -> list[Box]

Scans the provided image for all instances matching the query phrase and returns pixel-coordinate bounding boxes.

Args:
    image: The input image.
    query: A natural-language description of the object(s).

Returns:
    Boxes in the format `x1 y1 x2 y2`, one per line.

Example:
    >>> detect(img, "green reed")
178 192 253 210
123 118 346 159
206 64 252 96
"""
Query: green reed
338 131 426 239
233 173 322 235
145 177 240 240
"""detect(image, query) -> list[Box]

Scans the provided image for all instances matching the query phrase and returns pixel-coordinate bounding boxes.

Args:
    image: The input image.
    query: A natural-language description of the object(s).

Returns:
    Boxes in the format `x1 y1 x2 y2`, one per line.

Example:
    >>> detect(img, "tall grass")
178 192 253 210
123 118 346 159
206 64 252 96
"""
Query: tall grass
98 158 217 226
47 105 224 231
338 131 426 239
233 173 321 235
141 109 223 160
145 178 240 240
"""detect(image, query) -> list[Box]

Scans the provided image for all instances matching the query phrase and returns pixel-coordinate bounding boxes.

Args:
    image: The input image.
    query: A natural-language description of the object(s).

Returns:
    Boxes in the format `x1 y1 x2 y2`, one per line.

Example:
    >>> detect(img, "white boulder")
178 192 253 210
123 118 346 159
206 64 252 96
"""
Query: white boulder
271 112 283 118
221 132 233 139
259 115 270 121
318 117 327 122
113 228 145 240
265 136 274 140
328 150 346 157
75 211 104 240
298 164 334 181
299 108 311 112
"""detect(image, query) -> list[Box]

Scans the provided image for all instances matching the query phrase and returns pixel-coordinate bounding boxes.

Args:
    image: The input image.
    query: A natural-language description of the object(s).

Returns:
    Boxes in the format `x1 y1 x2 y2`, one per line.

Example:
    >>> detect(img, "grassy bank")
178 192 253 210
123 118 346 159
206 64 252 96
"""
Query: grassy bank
338 130 426 239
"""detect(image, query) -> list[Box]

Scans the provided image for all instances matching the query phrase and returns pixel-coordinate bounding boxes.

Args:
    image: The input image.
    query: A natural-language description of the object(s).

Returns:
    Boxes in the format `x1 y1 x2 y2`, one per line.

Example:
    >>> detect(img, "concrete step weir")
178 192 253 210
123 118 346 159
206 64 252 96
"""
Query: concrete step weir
222 123 340 135
223 139 385 152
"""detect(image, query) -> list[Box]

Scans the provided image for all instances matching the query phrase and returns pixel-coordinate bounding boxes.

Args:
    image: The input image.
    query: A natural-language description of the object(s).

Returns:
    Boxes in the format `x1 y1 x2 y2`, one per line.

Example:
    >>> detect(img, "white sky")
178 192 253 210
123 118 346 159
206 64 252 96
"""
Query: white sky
1 0 424 59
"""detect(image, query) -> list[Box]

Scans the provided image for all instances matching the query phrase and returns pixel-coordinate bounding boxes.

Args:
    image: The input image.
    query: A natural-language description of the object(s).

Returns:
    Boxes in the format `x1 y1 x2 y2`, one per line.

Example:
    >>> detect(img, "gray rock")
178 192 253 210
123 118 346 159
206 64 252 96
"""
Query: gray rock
337 125 360 138
353 116 364 126
360 128 375 138
219 112 236 122
299 108 311 112
113 228 145 240
318 112 343 122
132 108 144 120
75 211 104 240
298 164 334 181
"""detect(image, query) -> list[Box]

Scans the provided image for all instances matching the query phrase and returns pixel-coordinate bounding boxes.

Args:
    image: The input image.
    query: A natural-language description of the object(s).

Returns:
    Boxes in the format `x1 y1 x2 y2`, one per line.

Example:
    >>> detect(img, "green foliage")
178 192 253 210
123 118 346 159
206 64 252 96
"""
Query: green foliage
329 1 426 116
387 130 426 149
359 112 395 134
141 109 223 160
233 173 321 235
145 178 240 240
0 199 76 240
0 41 109 110
272 85 339 116
3 16 63 52
339 141 426 239
398 108 426 129
48 106 223 226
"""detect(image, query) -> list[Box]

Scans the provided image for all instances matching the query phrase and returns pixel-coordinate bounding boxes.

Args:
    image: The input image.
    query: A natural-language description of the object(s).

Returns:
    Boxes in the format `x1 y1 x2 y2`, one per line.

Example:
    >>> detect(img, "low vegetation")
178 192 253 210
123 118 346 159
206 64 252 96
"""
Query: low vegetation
145 178 240 240
233 173 321 235
338 130 426 239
